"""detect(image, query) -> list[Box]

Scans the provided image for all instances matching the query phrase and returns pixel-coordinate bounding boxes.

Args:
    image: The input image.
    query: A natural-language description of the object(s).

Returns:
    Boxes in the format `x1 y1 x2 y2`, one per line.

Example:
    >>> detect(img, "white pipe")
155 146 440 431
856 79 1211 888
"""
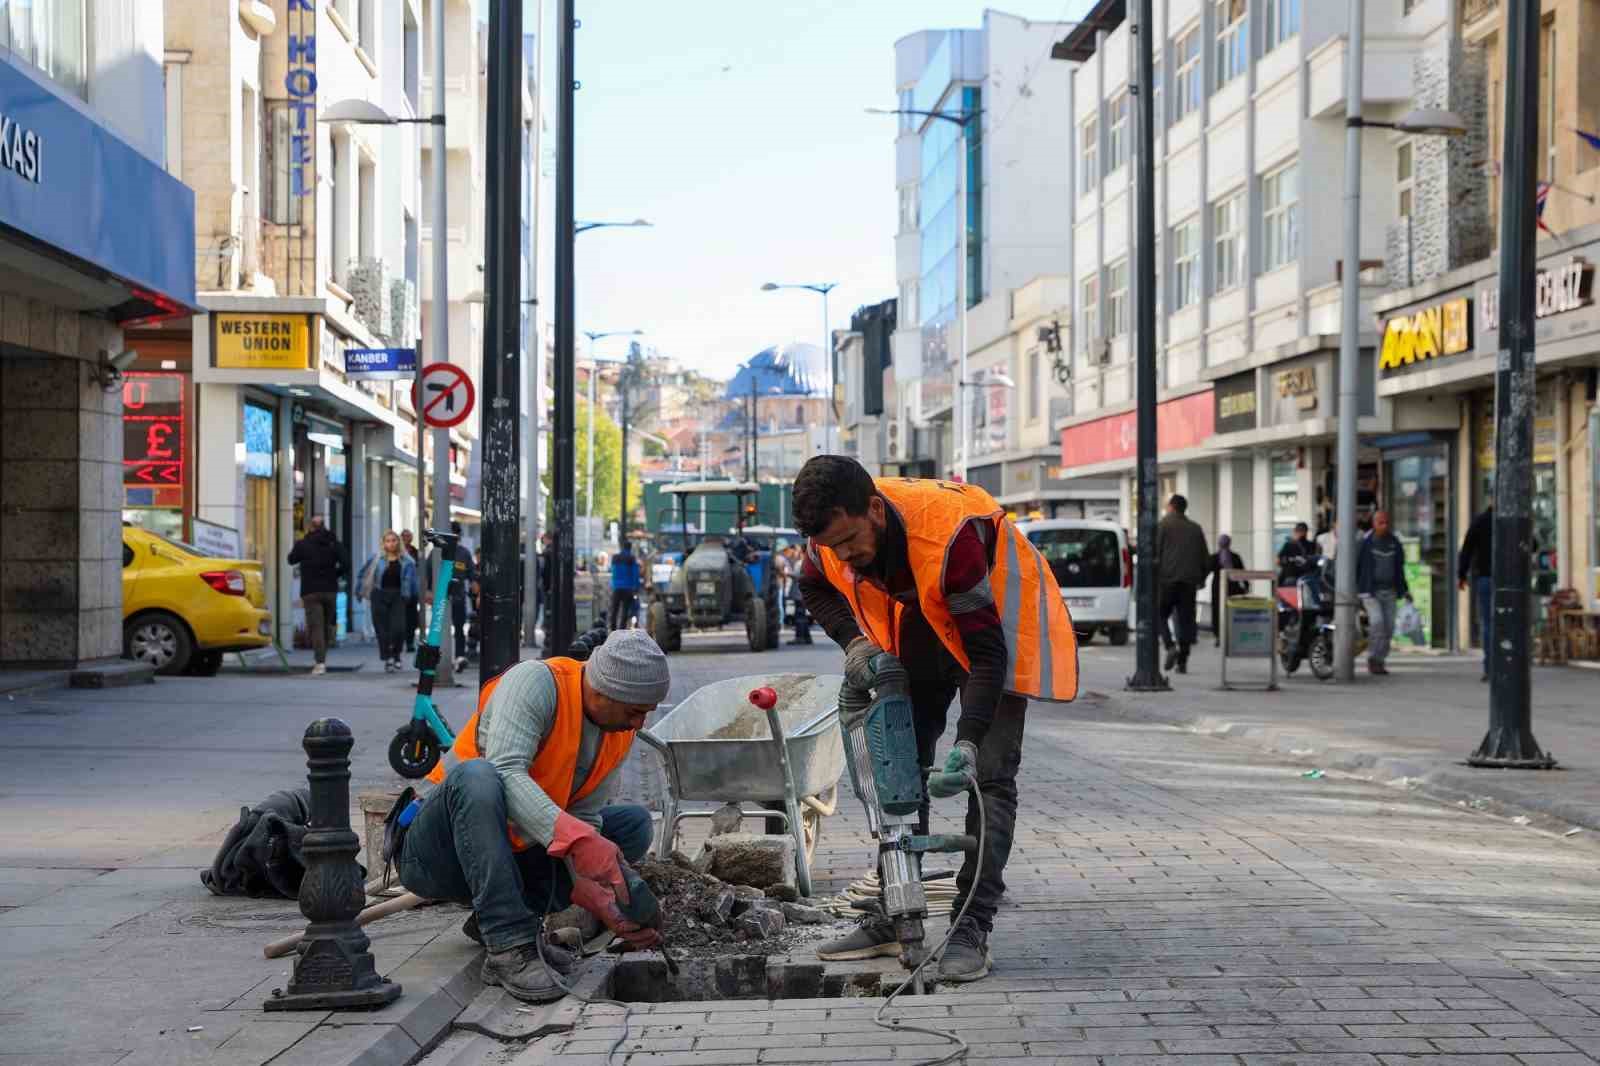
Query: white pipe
1332 0 1364 682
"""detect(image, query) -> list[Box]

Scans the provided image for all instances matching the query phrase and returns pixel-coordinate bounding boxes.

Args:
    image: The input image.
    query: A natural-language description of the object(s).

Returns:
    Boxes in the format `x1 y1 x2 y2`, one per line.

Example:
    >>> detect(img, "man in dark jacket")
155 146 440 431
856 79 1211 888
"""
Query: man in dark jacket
1355 509 1411 675
1209 534 1246 647
1155 494 1211 673
1277 522 1320 587
401 529 421 652
1458 506 1493 680
287 516 347 675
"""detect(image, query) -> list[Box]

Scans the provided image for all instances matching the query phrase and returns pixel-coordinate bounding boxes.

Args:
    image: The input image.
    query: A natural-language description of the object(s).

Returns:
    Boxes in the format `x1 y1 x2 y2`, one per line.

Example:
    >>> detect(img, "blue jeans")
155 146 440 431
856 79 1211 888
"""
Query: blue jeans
397 759 653 952
1475 575 1494 672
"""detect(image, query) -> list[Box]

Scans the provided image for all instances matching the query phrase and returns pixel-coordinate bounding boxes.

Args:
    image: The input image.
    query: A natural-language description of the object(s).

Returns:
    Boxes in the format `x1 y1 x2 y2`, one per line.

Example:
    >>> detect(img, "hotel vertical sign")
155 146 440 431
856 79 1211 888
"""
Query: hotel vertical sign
287 0 317 200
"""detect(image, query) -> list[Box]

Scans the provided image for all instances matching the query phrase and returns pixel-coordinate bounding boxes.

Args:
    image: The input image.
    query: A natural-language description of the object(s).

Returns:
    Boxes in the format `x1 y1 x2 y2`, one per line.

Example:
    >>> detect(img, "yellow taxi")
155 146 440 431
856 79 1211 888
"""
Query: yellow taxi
122 526 273 676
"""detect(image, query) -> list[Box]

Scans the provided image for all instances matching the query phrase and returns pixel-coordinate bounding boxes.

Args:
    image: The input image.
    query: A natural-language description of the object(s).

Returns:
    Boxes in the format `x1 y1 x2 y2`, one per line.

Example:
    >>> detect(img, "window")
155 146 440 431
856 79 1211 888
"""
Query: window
1151 54 1163 130
1214 0 1248 91
1080 275 1099 352
1107 91 1129 173
1107 259 1130 336
1397 141 1414 219
1173 26 1201 123
898 185 918 233
1172 216 1200 309
0 0 88 98
265 104 305 225
899 280 919 324
1264 0 1299 52
1261 162 1299 272
1212 190 1244 292
1080 114 1099 192
330 136 348 285
358 156 376 262
1028 349 1041 421
403 5 421 111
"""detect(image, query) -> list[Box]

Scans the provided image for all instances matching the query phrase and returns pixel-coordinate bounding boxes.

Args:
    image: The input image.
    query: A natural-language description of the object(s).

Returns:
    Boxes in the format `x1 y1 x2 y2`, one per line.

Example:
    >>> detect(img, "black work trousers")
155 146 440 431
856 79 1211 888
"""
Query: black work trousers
1159 580 1198 651
907 677 1025 934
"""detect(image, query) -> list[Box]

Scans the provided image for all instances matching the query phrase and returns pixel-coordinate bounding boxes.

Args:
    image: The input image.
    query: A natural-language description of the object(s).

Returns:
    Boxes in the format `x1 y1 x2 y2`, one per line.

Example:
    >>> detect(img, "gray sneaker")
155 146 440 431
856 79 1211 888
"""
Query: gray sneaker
481 943 567 1003
816 911 900 961
938 919 992 983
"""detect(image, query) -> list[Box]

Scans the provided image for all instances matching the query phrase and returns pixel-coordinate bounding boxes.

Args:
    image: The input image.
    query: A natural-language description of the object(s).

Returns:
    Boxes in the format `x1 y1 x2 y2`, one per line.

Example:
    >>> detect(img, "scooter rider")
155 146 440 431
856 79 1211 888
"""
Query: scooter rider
791 457 1079 983
397 630 670 1003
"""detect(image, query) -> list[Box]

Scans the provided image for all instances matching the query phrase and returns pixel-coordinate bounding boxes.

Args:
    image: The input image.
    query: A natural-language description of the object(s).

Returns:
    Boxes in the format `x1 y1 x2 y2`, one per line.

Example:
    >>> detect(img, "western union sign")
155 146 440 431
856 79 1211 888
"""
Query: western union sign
213 313 316 370
1378 296 1472 372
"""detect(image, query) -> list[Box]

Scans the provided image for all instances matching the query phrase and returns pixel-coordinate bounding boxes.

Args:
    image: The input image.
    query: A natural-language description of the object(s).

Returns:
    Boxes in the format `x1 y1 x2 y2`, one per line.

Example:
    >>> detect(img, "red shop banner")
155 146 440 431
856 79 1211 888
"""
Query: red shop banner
1059 389 1214 470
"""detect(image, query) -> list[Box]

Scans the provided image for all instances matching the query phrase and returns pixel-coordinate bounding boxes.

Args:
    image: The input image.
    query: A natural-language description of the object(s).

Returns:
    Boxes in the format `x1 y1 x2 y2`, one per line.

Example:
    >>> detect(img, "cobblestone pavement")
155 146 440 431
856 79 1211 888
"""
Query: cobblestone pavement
502 673 1600 1066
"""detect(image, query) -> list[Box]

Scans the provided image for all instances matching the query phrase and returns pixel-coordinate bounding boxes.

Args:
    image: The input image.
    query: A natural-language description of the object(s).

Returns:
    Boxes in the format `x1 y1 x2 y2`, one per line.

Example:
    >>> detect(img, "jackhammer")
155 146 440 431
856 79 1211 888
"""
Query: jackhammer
839 649 976 995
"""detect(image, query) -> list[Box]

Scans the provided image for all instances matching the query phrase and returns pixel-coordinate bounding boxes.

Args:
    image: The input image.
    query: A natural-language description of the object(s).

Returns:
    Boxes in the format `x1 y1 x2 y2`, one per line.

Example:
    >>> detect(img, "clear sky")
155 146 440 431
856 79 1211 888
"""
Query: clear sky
525 1 1094 379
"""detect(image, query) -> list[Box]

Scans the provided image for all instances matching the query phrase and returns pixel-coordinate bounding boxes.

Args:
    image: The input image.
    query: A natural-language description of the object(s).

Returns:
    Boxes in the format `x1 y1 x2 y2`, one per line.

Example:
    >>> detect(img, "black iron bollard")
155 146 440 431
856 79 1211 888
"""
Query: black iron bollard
265 718 402 1011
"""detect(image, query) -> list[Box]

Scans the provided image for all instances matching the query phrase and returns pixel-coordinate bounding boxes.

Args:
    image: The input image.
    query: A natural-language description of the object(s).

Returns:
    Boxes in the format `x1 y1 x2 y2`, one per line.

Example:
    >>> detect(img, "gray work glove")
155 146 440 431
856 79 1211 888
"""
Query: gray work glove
927 741 978 799
843 636 884 692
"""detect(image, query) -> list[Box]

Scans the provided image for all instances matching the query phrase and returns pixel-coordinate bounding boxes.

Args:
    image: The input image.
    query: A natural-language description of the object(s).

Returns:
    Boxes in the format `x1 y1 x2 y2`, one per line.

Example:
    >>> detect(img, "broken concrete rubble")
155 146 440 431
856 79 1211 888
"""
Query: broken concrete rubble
701 832 797 890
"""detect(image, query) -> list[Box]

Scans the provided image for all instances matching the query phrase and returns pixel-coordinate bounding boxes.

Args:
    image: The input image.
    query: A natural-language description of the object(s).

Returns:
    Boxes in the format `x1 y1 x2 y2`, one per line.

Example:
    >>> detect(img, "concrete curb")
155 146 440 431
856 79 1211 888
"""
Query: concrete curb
270 932 485 1066
1095 691 1600 837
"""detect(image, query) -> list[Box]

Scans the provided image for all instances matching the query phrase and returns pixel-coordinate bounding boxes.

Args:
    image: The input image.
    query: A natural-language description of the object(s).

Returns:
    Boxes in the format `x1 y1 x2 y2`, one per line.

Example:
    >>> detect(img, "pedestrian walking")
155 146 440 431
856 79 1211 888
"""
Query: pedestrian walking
1277 522 1320 587
357 530 418 672
1356 510 1410 676
401 529 421 652
1458 505 1494 681
287 515 347 675
779 544 813 644
1316 520 1339 561
1155 494 1210 673
1209 534 1245 647
608 541 641 630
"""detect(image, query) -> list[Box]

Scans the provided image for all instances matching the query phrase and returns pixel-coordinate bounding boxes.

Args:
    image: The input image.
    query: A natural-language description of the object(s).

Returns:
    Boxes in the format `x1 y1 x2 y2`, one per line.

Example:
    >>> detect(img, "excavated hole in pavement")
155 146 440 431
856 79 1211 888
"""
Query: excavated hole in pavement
607 956 927 1003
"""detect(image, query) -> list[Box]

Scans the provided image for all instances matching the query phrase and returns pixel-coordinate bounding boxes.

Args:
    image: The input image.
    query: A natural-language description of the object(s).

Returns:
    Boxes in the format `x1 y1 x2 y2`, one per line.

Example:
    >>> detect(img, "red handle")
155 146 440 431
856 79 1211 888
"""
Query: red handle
748 686 777 710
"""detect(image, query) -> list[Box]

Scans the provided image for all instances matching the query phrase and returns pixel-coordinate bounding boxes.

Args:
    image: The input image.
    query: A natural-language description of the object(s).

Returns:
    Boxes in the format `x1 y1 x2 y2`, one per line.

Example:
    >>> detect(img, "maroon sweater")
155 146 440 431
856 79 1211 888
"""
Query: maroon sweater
797 505 1007 746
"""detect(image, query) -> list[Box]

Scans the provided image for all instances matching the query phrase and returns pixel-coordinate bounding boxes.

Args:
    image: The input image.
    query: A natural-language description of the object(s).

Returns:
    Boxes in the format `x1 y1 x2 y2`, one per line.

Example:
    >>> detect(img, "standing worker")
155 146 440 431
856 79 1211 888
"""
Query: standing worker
287 515 347 676
397 629 671 1003
1356 509 1410 676
609 541 641 630
1155 494 1210 674
791 458 1078 984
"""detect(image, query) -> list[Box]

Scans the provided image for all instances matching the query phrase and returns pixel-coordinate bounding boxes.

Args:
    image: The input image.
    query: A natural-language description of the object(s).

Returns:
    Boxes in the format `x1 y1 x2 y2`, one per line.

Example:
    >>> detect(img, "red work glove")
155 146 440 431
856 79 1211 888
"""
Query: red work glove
547 812 627 903
568 875 663 949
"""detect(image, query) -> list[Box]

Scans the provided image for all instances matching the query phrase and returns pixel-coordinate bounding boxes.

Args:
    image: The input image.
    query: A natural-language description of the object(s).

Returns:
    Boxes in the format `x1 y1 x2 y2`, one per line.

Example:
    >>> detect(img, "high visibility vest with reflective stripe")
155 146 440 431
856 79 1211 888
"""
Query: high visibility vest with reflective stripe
812 477 1079 702
424 657 635 851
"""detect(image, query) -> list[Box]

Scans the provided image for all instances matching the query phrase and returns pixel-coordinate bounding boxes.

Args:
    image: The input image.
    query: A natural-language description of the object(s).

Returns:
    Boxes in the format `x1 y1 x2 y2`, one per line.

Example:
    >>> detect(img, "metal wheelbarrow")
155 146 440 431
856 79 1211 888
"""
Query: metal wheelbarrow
636 673 844 898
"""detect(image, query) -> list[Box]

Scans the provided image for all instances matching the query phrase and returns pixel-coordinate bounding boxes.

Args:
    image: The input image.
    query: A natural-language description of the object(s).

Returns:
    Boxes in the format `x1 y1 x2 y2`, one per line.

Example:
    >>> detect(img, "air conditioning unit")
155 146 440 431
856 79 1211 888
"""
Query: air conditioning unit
1090 338 1111 366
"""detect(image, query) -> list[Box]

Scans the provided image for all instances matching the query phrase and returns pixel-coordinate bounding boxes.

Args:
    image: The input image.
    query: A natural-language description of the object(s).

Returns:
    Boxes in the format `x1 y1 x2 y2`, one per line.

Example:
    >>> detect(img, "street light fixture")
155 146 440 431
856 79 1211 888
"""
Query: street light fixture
760 281 838 455
1331 0 1467 684
576 218 653 234
581 329 644 563
320 98 445 126
865 105 983 481
959 373 1016 390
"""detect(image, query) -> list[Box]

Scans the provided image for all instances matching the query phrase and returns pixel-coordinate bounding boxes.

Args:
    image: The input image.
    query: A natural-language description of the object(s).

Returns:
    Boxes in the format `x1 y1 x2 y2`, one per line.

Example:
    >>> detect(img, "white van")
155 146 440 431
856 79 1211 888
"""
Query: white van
1017 519 1133 645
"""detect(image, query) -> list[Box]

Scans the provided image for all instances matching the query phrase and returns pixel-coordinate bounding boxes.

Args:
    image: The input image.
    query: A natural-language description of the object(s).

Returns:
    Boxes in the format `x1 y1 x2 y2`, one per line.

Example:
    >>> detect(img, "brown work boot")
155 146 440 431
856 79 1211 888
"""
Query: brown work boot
481 942 567 1003
462 914 576 973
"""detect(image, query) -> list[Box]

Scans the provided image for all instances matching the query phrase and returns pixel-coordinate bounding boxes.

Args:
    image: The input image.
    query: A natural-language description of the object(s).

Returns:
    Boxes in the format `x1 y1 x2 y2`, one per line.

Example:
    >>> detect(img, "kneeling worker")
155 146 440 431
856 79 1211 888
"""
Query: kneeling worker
792 457 1078 983
397 629 670 1003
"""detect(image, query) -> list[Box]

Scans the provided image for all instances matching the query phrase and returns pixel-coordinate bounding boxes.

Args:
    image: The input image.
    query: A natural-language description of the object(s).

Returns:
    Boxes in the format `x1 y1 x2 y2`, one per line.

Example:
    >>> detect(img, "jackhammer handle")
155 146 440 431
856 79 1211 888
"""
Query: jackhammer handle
920 833 978 854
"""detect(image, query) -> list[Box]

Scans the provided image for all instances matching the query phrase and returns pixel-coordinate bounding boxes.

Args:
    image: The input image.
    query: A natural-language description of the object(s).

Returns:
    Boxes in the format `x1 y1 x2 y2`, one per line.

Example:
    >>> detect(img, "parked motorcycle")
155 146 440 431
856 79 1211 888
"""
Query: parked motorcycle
1278 557 1367 680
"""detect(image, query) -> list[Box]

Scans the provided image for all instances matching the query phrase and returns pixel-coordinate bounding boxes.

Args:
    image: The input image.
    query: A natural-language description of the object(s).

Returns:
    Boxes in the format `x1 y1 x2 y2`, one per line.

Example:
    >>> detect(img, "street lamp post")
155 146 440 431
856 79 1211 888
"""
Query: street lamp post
321 0 455 681
866 105 981 480
1331 0 1466 683
581 330 643 564
760 282 837 455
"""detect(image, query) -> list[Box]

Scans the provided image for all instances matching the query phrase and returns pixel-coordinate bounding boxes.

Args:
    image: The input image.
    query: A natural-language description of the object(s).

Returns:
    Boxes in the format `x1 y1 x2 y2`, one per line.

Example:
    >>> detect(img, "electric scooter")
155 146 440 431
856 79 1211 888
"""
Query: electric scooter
388 528 460 778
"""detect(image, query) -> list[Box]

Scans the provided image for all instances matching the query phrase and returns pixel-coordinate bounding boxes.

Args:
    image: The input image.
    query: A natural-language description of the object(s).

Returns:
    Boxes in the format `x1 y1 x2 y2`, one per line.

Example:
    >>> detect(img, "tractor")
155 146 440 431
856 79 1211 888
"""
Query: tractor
644 481 782 653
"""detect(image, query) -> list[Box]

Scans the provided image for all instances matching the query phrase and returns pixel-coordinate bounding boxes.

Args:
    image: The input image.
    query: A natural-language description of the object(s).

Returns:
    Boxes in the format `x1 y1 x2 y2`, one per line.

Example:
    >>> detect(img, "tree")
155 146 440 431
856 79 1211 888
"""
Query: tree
538 397 640 536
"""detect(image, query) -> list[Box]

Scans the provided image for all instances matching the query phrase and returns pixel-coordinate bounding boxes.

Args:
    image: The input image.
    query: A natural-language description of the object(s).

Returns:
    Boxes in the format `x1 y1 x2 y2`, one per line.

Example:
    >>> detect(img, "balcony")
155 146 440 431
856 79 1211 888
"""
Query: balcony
346 258 396 341
1462 0 1497 27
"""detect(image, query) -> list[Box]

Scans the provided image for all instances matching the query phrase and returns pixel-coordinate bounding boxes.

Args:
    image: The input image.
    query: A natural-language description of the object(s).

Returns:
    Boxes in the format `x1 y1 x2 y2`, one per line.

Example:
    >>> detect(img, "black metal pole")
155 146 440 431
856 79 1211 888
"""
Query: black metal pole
1469 1 1553 769
747 376 756 481
1126 0 1167 692
477 0 523 684
619 364 630 541
549 0 577 657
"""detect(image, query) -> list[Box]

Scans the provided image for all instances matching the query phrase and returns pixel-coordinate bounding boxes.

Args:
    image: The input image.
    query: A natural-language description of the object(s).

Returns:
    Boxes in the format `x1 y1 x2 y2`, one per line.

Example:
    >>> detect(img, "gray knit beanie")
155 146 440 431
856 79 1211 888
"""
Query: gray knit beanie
586 629 671 705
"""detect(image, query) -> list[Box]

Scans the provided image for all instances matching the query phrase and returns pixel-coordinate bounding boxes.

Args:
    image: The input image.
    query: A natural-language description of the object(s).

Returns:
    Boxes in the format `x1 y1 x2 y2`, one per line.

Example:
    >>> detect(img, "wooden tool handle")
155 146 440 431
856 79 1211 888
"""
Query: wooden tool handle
262 892 426 959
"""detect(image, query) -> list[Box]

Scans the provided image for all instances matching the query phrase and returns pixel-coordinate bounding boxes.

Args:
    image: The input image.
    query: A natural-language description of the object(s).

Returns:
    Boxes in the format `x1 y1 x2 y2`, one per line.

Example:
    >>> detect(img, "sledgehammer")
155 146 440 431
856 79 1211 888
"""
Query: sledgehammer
263 892 425 959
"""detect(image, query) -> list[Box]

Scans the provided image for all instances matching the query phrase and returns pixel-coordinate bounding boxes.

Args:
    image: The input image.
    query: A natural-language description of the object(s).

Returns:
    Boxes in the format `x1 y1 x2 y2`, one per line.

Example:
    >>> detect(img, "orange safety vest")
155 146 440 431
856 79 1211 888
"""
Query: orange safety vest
424 657 636 851
811 477 1079 702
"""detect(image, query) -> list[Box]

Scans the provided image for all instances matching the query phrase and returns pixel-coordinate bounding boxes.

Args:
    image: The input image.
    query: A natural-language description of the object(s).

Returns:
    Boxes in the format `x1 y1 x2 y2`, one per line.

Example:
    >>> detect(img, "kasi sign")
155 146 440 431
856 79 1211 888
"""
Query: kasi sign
1378 296 1472 373
213 312 315 370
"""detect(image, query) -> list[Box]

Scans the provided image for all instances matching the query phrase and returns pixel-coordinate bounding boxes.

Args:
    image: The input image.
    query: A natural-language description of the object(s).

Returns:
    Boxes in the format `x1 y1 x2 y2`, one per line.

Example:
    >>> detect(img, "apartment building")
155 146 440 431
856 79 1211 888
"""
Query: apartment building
136 0 429 649
1375 0 1600 643
1057 0 1498 647
887 11 1076 480
0 0 195 668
